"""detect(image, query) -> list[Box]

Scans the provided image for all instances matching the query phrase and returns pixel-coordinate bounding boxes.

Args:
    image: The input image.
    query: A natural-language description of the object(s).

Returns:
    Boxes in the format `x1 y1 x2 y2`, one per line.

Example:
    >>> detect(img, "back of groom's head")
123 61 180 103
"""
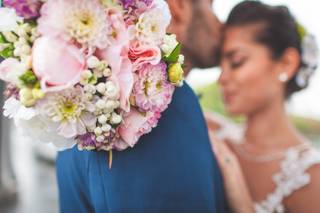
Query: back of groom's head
166 0 222 72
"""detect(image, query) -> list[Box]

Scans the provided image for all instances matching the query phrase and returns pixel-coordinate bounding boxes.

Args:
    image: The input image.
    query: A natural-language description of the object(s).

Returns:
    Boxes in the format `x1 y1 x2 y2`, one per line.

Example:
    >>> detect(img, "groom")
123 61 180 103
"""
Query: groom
56 0 226 212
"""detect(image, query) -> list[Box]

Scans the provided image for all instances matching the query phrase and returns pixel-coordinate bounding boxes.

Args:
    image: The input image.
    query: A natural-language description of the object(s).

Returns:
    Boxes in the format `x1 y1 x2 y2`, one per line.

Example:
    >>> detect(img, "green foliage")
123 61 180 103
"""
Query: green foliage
0 44 14 58
163 43 181 64
19 71 39 88
0 33 6 43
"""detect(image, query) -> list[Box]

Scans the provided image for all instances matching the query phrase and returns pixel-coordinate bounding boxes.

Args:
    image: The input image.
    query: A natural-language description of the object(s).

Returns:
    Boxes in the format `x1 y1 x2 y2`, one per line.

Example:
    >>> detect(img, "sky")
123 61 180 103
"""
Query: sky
187 0 320 119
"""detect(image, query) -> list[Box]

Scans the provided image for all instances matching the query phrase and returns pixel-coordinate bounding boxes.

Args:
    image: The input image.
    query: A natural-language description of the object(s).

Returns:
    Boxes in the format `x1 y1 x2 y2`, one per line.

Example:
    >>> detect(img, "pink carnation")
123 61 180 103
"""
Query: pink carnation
128 41 161 70
133 62 174 112
118 109 161 148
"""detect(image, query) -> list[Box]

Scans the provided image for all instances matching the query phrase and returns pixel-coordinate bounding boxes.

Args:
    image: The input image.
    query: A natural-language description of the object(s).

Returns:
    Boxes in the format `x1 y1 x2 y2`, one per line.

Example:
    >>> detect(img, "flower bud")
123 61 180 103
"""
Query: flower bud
101 124 112 132
2 32 18 43
32 88 45 100
98 114 108 124
110 113 122 124
94 127 103 136
19 88 36 107
105 81 119 99
96 83 106 94
96 135 105 143
168 63 184 86
87 56 100 69
95 99 106 109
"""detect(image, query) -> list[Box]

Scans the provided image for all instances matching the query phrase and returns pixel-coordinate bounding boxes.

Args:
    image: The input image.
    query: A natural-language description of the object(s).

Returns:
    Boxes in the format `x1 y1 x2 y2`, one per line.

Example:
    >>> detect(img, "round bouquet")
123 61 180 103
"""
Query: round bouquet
0 0 185 156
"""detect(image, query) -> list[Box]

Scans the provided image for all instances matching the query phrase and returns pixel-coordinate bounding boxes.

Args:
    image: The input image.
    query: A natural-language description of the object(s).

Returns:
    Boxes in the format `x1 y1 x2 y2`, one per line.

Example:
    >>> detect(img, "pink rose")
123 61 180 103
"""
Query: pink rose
32 37 85 92
118 109 161 147
128 41 161 70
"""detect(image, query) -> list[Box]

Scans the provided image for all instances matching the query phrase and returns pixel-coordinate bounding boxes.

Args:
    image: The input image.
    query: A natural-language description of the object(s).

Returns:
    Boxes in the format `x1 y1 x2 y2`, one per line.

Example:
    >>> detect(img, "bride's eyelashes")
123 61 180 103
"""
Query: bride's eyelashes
230 57 247 69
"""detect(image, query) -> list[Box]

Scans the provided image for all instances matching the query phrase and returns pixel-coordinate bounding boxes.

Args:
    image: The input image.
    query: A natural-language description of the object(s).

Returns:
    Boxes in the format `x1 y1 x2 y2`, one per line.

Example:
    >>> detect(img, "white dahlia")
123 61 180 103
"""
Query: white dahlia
37 86 96 139
37 0 109 49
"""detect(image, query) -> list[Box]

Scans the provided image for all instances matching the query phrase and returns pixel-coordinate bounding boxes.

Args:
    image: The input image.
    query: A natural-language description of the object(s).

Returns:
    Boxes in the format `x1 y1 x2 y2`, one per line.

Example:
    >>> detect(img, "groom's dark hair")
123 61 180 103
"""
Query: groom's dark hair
226 1 306 98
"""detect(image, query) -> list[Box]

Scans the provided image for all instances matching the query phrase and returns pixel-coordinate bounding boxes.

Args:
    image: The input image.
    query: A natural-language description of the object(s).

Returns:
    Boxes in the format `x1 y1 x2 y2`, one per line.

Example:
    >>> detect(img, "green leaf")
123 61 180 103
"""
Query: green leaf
0 44 14 58
19 71 39 88
0 33 7 43
163 43 181 64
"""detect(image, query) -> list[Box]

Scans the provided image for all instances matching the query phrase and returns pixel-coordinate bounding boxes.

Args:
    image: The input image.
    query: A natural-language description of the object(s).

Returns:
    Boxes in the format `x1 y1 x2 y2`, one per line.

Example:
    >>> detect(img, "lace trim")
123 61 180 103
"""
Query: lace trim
255 147 320 213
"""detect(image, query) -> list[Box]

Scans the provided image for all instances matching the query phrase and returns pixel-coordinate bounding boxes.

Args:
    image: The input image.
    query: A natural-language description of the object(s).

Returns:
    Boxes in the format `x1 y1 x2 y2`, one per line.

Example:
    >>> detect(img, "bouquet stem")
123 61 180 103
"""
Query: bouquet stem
108 150 113 169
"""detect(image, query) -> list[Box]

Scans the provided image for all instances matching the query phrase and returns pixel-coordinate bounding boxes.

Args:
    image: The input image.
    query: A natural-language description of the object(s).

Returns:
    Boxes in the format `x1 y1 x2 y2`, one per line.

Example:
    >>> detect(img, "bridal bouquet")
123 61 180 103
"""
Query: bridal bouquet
0 0 184 154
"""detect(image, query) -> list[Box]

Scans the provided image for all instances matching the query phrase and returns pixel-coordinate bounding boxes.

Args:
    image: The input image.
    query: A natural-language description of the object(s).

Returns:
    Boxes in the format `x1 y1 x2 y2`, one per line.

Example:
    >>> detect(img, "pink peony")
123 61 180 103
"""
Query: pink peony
118 109 161 147
97 45 134 112
32 37 85 92
133 62 174 112
128 41 161 70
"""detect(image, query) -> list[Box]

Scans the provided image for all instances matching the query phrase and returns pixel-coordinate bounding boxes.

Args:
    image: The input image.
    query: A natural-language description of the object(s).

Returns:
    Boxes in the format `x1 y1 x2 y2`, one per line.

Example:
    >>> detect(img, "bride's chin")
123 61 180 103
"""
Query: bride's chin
225 105 244 117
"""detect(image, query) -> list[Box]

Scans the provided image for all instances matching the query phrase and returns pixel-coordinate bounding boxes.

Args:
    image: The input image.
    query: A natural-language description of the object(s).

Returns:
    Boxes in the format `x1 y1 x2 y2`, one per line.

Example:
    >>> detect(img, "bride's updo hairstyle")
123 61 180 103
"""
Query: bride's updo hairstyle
225 0 318 98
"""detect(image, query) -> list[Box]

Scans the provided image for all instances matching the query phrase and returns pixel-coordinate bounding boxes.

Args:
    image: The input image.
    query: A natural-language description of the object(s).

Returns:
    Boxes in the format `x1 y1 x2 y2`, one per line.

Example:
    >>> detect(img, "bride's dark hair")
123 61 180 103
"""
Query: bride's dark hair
226 0 307 97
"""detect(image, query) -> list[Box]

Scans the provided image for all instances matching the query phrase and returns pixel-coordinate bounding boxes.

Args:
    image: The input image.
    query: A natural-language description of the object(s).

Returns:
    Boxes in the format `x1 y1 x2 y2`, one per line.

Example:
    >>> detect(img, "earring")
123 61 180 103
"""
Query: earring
278 73 288 82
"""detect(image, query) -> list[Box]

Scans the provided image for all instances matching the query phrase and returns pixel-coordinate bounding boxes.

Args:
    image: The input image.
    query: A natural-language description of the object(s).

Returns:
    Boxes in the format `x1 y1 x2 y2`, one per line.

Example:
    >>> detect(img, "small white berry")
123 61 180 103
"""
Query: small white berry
95 99 106 109
101 124 112 132
84 84 96 94
13 47 21 57
87 56 100 69
81 70 93 79
110 113 122 124
96 83 106 94
94 127 103 136
96 135 105 143
98 114 108 124
103 68 112 77
105 81 119 99
20 44 31 55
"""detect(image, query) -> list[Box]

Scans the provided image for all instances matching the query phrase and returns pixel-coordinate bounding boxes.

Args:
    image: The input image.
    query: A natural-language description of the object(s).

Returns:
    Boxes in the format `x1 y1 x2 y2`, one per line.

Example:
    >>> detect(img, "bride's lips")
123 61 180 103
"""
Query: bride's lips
222 90 236 104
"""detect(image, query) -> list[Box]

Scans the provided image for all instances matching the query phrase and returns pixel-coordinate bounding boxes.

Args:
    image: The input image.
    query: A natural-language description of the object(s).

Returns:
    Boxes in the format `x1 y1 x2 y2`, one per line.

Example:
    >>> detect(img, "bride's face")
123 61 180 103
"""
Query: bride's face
219 25 284 116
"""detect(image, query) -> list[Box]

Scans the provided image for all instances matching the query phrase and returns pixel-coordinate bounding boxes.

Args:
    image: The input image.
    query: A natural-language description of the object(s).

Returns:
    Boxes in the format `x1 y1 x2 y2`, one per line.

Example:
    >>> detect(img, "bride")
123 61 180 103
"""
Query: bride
206 1 320 213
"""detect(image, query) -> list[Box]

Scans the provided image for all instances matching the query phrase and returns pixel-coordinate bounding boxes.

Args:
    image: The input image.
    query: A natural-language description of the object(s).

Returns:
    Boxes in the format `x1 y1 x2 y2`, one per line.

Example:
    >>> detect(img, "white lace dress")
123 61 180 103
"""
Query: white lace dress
207 112 320 212
254 147 320 213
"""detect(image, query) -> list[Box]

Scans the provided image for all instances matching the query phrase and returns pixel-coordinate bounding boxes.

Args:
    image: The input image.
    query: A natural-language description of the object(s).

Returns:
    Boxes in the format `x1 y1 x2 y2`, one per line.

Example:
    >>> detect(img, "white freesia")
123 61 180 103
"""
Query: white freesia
0 8 23 32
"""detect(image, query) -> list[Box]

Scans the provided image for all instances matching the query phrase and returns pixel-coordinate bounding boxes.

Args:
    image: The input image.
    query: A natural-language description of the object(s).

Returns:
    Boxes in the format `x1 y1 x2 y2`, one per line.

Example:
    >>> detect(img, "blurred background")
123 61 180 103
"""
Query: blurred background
0 0 319 212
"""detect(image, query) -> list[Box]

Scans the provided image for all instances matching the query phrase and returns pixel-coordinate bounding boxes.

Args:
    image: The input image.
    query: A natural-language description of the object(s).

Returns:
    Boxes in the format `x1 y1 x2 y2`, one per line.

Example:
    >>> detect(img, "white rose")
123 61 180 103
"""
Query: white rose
161 34 178 56
0 58 27 85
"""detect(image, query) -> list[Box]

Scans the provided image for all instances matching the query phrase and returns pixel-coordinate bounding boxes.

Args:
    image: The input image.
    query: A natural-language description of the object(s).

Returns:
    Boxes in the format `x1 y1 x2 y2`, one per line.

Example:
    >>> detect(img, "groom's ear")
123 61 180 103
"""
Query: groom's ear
166 0 193 28
166 0 193 40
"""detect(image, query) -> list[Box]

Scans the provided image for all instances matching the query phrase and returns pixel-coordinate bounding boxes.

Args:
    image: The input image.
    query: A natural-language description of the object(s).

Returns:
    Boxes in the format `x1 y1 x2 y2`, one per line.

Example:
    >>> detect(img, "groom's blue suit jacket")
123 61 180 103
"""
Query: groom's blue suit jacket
56 83 227 213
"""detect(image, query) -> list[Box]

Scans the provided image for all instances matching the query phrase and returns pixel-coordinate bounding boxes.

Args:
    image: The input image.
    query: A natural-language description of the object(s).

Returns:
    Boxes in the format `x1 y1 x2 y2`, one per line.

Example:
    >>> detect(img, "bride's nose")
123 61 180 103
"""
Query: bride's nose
218 68 230 86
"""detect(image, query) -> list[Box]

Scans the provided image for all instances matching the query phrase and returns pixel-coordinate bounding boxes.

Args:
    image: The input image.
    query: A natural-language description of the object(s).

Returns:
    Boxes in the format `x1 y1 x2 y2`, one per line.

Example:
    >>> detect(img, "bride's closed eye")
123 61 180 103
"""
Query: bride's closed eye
229 56 247 70
222 49 248 70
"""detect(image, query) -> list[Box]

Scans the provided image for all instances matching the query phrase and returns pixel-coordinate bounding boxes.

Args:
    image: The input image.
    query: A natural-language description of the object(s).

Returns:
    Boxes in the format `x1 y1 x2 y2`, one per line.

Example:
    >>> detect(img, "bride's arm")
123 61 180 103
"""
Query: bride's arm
208 130 255 213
